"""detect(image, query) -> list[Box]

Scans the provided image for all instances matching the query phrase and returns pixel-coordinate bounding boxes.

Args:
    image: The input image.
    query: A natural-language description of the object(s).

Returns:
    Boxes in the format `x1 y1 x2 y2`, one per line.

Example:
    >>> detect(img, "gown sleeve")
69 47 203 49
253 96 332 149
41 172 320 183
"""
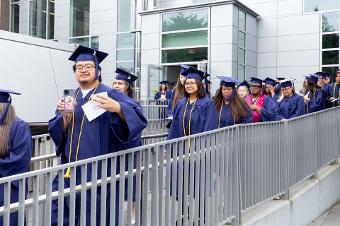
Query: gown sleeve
243 109 253 124
310 89 325 112
154 92 160 100
48 111 66 156
168 102 181 140
290 96 306 118
167 92 174 118
202 100 218 131
109 90 148 148
261 96 282 121
0 119 32 177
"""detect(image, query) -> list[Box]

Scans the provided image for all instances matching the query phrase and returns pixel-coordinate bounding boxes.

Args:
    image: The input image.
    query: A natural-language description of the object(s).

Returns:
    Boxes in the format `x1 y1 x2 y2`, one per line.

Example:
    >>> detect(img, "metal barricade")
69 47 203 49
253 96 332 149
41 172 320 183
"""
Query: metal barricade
140 100 169 120
1 128 239 226
2 106 340 226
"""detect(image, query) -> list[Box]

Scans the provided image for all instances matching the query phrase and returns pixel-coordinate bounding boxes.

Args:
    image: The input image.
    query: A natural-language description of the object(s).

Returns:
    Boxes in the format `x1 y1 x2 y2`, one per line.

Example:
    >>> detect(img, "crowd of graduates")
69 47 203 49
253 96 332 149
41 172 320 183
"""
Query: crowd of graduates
153 65 340 140
0 44 339 226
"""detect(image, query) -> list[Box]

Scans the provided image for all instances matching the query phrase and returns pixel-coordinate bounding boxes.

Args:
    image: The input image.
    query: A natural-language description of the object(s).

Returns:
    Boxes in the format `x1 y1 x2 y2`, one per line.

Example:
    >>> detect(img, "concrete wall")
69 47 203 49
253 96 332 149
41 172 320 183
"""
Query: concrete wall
0 30 76 123
241 164 340 226
54 0 70 43
239 0 320 89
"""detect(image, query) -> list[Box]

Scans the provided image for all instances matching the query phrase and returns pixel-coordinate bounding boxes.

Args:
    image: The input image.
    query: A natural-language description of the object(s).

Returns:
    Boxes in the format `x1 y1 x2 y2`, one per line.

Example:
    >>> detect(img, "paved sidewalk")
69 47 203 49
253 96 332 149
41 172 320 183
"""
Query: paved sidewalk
308 203 340 226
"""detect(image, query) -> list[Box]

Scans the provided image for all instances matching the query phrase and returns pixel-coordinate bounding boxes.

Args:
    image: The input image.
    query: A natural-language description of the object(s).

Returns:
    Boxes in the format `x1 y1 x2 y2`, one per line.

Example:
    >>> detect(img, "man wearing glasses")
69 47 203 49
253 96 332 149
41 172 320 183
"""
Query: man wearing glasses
48 45 147 226
245 77 282 122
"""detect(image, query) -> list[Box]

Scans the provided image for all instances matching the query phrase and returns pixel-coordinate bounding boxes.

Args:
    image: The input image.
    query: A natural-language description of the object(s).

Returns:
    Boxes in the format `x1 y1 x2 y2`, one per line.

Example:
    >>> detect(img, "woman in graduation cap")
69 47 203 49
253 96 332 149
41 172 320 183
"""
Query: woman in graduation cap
305 74 326 113
264 77 281 102
237 80 250 99
0 89 32 226
154 81 172 102
277 80 305 119
113 68 138 99
246 77 282 122
48 45 147 226
213 76 252 127
168 67 218 140
325 69 340 107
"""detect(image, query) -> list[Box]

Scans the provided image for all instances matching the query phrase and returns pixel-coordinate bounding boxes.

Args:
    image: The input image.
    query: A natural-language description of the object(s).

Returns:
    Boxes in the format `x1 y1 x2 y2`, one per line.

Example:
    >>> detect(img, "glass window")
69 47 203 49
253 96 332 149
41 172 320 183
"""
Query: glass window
71 0 89 37
69 36 90 47
238 48 245 65
239 10 246 32
238 65 245 81
322 34 339 49
322 12 339 32
162 8 208 32
238 31 246 48
162 47 208 63
322 50 339 65
29 0 47 39
117 0 132 32
90 36 99 49
305 0 340 12
10 0 20 33
117 33 135 49
162 30 208 48
116 49 135 61
116 62 134 73
48 0 55 39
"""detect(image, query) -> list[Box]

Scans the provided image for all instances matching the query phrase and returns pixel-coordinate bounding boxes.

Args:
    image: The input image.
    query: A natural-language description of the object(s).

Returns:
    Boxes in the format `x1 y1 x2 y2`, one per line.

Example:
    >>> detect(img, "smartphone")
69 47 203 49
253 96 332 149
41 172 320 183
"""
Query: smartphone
63 89 76 112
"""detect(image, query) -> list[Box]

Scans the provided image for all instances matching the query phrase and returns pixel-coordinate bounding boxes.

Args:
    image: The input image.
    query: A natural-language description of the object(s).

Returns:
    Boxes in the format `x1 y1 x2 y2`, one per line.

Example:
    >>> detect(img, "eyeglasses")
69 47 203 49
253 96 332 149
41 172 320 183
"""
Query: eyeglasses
250 85 261 89
184 82 197 86
281 87 291 92
76 64 95 71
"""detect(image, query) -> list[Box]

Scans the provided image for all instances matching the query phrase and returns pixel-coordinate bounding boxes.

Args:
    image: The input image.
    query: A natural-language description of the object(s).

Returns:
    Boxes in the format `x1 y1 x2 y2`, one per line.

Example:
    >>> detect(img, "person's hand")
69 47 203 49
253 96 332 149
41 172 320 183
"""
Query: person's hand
250 104 260 112
268 85 275 96
330 97 335 101
91 94 121 113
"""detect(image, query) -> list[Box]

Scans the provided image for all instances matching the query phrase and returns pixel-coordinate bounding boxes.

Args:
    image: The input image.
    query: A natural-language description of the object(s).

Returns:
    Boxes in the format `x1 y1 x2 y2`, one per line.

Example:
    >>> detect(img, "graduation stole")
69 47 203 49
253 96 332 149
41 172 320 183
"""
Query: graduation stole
246 95 264 123
64 82 100 178
182 98 197 152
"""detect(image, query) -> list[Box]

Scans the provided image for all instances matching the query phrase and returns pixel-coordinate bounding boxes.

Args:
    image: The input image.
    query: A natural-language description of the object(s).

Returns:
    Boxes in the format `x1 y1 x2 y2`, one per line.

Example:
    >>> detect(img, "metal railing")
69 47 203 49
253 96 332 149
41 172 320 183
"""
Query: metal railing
1 106 340 226
140 100 169 120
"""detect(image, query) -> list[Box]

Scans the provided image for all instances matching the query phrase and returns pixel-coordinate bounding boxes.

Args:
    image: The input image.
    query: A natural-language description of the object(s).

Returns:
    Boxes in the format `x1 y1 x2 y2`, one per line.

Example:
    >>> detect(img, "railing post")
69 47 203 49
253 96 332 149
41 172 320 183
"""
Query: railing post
281 120 290 200
233 126 241 226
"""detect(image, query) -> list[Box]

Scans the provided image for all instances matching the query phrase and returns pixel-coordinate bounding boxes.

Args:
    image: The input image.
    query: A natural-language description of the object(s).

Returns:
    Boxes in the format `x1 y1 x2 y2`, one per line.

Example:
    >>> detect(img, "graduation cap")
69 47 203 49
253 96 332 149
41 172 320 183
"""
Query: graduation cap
182 67 205 81
280 79 295 88
276 77 286 81
69 45 108 80
217 76 238 87
180 64 190 75
160 81 170 85
115 68 137 85
322 72 331 78
307 74 319 83
250 77 263 86
0 89 21 124
263 77 276 86
170 81 177 86
237 80 250 89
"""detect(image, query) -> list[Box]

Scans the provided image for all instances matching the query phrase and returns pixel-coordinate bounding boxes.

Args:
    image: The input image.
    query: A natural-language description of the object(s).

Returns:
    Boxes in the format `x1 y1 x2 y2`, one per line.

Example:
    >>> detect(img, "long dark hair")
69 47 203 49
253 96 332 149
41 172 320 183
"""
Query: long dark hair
213 86 251 123
0 104 16 158
184 79 206 99
172 76 185 110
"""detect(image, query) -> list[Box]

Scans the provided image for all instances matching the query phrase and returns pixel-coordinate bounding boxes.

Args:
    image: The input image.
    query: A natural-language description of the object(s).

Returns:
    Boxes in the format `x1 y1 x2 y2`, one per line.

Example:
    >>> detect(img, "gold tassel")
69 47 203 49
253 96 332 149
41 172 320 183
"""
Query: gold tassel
64 168 71 178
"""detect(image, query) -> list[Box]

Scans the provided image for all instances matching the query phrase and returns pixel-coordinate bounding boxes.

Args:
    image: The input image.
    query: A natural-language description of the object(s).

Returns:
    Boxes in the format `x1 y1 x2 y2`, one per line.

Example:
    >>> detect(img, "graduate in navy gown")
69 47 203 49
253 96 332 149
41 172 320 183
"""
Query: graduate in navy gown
48 45 147 226
305 74 326 113
168 67 218 140
245 77 282 122
0 89 32 226
213 76 252 127
264 77 281 102
166 64 190 128
278 80 305 119
154 81 172 102
204 75 211 98
325 69 340 107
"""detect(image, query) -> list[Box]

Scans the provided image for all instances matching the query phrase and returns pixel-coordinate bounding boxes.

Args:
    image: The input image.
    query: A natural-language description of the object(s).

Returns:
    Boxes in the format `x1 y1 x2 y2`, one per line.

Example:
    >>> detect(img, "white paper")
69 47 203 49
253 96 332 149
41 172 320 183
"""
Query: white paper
331 98 339 103
81 92 108 122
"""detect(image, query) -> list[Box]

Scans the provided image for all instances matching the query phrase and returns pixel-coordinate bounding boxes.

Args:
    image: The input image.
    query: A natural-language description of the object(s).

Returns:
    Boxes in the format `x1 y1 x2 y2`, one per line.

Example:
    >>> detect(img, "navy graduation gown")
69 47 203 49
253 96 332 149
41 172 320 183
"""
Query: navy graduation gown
278 94 305 119
48 83 147 226
218 103 252 128
307 88 326 113
325 83 340 107
261 96 283 122
0 117 32 226
154 90 172 101
168 96 218 140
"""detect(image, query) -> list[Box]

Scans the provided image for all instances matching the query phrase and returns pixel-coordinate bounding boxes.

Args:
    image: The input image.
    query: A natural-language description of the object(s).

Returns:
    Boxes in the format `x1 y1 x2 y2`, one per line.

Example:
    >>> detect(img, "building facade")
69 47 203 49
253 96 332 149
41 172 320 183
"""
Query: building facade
0 0 339 99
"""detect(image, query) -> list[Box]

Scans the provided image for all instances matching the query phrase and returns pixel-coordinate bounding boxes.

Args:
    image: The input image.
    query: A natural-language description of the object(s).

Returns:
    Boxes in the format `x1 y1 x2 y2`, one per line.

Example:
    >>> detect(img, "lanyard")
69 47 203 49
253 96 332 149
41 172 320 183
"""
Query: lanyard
182 99 196 152
64 82 100 178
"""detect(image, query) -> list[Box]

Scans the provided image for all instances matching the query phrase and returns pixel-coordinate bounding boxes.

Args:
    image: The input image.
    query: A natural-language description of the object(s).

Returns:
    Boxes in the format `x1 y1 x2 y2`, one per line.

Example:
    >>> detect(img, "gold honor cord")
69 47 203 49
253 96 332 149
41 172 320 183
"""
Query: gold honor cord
64 82 100 178
182 99 197 152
